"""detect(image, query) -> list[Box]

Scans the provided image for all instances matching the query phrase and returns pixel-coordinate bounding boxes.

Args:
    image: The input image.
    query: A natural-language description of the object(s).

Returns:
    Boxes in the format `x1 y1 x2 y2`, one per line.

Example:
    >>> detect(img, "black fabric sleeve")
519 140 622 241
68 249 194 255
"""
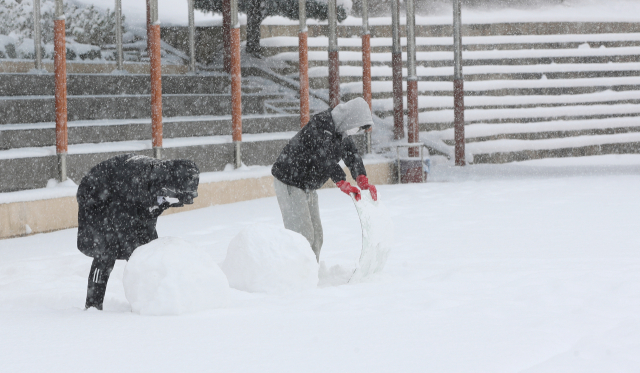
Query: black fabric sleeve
342 137 367 180
328 163 347 184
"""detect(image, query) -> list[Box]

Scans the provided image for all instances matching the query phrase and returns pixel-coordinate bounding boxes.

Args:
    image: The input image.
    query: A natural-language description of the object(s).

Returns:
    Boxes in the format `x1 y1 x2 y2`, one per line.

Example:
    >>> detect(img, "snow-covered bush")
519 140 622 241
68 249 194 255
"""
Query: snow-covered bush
65 3 121 46
0 0 122 59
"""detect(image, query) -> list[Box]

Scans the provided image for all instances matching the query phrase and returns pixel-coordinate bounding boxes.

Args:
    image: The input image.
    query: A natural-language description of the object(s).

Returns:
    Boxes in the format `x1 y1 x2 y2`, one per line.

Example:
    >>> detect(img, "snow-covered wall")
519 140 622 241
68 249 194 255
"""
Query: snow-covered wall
0 160 393 239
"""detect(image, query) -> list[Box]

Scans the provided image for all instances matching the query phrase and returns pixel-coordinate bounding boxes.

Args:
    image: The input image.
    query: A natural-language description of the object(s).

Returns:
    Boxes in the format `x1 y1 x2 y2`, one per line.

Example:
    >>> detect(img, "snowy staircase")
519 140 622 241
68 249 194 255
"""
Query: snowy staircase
262 22 640 163
0 72 300 192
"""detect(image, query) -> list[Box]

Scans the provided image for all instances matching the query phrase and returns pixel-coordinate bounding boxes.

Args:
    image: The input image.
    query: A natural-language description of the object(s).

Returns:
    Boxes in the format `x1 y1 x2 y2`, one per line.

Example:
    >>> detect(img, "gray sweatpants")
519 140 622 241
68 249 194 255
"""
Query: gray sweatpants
274 178 323 262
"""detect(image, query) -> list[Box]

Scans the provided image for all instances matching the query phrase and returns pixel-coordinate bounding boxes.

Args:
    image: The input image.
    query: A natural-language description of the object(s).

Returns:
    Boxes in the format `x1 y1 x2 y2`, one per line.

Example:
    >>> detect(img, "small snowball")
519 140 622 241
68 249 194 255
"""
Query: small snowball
123 237 229 315
222 224 319 294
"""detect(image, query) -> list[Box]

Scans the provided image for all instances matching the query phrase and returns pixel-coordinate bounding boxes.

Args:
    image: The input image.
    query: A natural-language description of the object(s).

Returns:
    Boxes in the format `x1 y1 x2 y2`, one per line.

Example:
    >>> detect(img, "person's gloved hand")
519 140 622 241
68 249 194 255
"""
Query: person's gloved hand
149 196 179 216
336 180 361 201
158 196 181 206
356 175 377 201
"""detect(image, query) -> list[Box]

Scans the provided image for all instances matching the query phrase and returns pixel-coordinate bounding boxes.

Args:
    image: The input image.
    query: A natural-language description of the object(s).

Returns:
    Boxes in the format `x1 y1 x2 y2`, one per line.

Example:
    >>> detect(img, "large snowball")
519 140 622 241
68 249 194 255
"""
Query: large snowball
222 224 319 294
123 237 230 315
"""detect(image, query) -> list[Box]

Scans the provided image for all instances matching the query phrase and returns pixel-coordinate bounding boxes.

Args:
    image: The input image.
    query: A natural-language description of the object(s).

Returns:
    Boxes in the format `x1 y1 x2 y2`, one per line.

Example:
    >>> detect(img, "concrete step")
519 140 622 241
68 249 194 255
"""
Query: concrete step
0 135 290 193
0 60 189 75
262 99 302 114
450 126 640 144
467 133 640 164
273 46 640 69
0 73 232 96
262 41 640 56
308 69 640 89
0 93 280 125
260 22 640 40
418 103 640 130
282 53 640 69
433 116 640 143
372 90 640 116
331 62 640 79
259 33 640 56
0 131 367 193
365 87 640 102
340 76 640 101
422 118 640 164
0 114 300 150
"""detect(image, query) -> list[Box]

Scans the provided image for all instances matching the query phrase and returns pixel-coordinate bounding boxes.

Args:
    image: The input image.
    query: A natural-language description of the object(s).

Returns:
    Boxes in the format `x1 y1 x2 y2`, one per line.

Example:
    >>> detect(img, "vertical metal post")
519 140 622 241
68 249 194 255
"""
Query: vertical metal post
453 0 465 166
406 0 419 157
146 0 152 52
149 0 163 159
222 0 231 73
115 0 123 71
396 146 401 183
391 0 404 140
188 0 196 73
54 0 67 181
328 0 340 108
230 0 243 168
362 0 372 153
298 0 309 127
361 0 371 109
33 0 43 71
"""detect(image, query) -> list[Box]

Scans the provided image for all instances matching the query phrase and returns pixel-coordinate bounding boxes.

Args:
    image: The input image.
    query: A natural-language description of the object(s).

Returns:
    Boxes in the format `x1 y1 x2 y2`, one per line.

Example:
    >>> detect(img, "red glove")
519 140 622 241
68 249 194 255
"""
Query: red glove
356 175 377 201
336 180 361 201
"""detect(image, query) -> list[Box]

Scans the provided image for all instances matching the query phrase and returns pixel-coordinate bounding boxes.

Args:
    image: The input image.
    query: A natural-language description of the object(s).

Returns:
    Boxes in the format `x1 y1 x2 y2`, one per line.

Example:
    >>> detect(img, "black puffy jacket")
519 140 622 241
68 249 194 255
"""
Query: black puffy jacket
271 109 366 191
76 154 199 260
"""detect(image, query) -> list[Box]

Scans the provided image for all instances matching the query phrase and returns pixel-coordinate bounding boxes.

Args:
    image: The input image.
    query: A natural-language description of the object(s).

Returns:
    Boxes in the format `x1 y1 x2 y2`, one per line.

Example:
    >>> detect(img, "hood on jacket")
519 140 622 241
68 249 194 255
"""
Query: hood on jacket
150 159 199 205
330 97 374 136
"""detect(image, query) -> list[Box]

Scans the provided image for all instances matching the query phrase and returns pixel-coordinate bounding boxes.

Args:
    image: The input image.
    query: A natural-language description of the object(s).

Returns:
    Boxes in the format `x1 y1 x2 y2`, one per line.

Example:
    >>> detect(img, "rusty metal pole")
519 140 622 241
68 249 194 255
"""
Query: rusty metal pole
115 0 123 71
453 0 465 166
54 0 67 181
328 0 340 108
391 0 404 140
222 0 231 73
406 0 419 157
298 0 309 127
188 0 196 73
33 0 43 71
149 0 163 159
362 0 372 153
230 0 243 168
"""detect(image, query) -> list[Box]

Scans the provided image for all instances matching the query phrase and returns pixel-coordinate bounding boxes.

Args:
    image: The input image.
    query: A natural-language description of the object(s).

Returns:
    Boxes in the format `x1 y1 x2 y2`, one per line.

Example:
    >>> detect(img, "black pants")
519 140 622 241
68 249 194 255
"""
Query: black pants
85 256 116 310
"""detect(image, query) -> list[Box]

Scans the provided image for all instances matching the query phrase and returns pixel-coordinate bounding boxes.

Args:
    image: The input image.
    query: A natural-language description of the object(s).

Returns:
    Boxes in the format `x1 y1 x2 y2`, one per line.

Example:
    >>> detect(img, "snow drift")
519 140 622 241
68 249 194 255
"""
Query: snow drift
123 237 229 315
222 224 319 294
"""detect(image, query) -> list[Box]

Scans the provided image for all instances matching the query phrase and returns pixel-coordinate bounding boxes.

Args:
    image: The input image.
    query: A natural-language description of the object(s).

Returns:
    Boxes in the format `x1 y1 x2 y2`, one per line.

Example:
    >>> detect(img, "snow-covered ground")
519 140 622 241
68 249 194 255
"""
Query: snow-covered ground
1 159 640 372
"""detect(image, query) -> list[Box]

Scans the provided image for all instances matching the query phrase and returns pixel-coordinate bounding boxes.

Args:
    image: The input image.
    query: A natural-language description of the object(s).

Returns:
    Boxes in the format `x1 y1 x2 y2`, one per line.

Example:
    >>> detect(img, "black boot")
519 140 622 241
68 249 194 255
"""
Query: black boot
85 257 115 310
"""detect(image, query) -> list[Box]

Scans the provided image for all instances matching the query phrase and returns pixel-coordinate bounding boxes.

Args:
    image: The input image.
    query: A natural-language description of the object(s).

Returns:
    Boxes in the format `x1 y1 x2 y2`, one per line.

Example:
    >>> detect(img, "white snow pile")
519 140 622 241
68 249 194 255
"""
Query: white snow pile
123 237 229 316
222 224 319 294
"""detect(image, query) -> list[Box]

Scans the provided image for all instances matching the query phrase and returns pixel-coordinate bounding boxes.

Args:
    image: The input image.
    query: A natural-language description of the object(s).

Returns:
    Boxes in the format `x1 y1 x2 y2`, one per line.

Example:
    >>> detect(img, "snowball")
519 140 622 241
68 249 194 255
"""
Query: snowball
222 224 319 294
123 237 229 315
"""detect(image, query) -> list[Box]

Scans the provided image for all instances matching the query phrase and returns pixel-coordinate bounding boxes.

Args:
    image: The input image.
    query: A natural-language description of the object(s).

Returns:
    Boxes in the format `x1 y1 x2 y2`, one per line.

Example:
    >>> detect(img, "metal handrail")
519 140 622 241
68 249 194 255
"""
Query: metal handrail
395 143 429 183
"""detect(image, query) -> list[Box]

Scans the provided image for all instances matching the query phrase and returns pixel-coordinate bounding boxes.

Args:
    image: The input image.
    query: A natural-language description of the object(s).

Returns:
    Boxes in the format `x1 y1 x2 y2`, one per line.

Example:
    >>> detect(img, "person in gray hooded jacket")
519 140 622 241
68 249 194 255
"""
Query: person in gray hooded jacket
271 98 378 261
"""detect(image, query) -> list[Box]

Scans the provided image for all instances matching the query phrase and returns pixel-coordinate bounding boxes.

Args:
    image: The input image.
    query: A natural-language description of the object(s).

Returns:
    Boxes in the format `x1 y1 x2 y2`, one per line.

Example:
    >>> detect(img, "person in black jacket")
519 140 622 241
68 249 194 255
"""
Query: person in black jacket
272 97 378 261
77 154 199 310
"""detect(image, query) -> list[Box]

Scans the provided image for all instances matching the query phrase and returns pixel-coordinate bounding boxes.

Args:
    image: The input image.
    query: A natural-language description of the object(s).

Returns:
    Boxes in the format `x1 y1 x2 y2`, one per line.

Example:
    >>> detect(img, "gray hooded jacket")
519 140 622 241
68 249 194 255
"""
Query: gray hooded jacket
271 98 373 190
331 97 375 135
